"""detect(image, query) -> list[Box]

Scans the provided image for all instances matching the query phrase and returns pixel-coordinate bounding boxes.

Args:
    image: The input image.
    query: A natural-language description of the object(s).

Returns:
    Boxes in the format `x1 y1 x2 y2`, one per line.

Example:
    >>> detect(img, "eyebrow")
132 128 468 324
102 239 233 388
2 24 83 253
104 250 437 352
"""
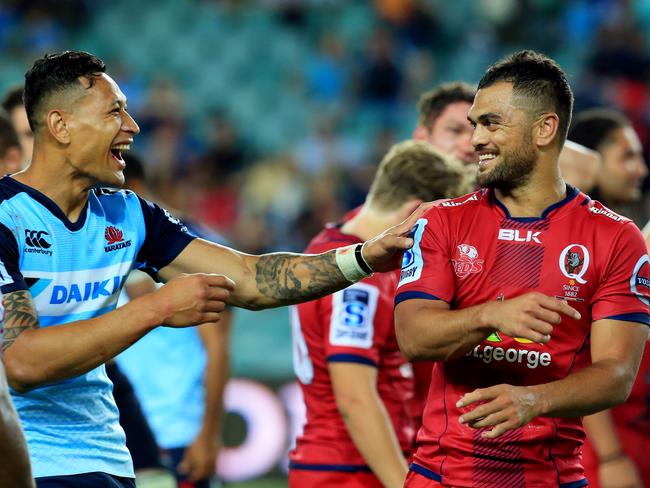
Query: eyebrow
109 98 128 109
467 112 501 124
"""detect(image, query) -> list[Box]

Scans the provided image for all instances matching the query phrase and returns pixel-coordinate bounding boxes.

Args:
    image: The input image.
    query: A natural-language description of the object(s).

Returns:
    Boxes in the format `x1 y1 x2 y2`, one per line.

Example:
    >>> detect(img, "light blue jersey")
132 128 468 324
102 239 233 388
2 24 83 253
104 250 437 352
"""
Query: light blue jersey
0 177 195 478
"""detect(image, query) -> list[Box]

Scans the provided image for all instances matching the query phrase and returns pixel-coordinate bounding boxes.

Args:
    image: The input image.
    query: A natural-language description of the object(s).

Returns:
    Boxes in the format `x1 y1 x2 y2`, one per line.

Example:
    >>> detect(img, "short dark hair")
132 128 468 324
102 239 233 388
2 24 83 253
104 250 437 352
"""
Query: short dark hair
1 86 24 113
417 82 475 129
24 50 106 131
367 140 472 210
568 108 630 152
0 111 21 157
478 50 574 145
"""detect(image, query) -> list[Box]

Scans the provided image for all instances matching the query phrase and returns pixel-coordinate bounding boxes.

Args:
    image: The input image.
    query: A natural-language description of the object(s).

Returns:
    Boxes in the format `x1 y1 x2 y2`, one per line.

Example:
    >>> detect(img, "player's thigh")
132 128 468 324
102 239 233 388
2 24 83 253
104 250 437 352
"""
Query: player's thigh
36 472 136 487
289 469 383 488
404 470 443 487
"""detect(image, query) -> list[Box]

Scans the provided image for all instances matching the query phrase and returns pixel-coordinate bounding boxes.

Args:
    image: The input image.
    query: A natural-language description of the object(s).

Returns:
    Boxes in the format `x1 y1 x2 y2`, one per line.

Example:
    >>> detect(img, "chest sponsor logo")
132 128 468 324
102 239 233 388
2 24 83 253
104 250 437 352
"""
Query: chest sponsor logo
497 228 541 244
559 244 590 284
467 343 552 369
104 226 132 253
25 229 53 256
630 255 650 306
49 274 127 304
452 244 484 279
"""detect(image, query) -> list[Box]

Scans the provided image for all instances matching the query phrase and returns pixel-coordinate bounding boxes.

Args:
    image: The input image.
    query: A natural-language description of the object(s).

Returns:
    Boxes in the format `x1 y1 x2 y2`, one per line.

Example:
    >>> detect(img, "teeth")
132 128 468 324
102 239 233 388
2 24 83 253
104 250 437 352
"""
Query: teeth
111 144 131 151
479 153 496 162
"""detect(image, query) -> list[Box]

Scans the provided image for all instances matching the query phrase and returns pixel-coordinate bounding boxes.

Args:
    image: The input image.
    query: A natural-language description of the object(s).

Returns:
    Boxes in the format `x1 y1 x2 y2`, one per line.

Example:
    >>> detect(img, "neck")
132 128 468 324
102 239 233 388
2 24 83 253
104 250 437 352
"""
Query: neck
494 157 567 218
341 204 403 241
13 147 93 223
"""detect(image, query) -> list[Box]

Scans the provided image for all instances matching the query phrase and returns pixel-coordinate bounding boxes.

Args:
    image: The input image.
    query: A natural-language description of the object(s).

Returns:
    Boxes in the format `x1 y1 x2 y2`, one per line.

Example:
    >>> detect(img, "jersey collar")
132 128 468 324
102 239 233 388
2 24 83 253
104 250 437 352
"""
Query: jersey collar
490 184 579 222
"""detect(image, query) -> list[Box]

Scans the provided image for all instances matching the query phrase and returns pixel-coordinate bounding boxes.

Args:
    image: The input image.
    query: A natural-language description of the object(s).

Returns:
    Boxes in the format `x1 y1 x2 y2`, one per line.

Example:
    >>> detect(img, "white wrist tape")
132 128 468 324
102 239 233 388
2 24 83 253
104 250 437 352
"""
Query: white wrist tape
335 243 374 283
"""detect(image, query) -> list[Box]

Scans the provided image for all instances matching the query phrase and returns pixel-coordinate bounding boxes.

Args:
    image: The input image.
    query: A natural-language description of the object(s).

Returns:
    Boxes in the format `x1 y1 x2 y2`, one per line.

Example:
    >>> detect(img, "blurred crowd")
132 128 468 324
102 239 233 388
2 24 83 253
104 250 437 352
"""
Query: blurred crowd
1 0 650 250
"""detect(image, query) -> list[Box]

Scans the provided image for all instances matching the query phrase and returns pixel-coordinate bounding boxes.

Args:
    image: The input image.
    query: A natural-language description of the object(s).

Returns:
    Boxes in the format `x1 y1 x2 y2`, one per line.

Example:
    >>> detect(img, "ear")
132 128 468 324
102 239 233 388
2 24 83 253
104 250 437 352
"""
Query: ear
45 109 71 144
412 125 429 142
534 112 560 148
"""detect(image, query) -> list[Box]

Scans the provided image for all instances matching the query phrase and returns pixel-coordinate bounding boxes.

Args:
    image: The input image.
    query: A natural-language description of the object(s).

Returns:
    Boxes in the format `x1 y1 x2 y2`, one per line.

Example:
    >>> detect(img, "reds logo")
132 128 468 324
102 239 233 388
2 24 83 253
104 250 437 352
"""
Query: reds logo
559 244 590 284
104 226 124 245
452 244 484 279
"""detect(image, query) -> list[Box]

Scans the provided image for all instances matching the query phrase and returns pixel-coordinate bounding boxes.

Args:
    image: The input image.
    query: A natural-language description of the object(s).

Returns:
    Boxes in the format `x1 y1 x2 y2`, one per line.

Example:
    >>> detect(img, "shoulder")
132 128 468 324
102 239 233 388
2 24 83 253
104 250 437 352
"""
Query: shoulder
580 197 630 225
304 224 359 254
422 190 486 218
93 187 140 205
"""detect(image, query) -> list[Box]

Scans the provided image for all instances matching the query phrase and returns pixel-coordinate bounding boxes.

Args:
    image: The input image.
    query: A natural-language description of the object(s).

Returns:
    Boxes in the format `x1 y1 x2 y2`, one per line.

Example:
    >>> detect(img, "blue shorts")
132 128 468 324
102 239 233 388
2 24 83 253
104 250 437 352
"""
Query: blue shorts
36 472 136 487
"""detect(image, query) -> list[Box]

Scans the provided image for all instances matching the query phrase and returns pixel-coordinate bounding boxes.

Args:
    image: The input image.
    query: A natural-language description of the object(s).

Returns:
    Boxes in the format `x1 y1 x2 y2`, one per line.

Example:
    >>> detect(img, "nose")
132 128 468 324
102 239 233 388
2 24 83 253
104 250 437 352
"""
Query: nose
470 124 487 150
635 156 648 181
122 110 140 135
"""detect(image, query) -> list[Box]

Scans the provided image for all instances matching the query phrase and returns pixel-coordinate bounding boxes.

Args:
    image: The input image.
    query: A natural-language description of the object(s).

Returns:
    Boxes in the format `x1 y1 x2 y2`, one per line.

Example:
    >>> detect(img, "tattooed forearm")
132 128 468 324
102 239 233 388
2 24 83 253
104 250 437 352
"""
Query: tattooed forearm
255 251 348 305
2 291 39 353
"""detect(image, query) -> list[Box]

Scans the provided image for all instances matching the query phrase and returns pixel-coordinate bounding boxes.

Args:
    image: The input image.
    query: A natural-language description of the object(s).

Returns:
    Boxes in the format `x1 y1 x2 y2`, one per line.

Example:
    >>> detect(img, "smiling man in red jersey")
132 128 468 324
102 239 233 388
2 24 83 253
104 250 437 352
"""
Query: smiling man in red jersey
395 50 649 488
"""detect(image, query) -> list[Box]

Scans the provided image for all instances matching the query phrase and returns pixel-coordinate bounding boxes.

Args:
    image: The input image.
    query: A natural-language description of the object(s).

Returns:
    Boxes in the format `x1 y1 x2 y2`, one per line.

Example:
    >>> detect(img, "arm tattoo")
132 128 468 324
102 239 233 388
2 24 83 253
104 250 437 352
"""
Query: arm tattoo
255 251 348 305
2 290 39 353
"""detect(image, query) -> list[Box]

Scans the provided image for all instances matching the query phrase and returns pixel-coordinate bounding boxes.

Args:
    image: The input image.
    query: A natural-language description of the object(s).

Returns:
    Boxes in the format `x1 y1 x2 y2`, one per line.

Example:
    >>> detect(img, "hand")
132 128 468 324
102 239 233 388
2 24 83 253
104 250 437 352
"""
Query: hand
362 202 434 272
457 384 541 439
154 274 235 327
598 455 643 488
482 292 581 344
177 431 219 483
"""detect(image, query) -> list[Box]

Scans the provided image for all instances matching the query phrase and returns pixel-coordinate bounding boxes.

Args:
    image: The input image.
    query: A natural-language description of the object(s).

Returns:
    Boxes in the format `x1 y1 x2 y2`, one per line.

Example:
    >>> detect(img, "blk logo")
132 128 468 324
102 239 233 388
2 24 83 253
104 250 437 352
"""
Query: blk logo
498 228 541 244
25 229 51 249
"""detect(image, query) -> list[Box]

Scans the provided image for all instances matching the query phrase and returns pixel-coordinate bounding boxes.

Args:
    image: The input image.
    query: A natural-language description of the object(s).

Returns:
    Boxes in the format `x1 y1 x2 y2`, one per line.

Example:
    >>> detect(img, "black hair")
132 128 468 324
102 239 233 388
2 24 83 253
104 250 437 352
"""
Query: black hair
417 82 475 128
1 86 24 113
568 108 630 151
478 50 574 145
0 111 20 157
23 50 106 131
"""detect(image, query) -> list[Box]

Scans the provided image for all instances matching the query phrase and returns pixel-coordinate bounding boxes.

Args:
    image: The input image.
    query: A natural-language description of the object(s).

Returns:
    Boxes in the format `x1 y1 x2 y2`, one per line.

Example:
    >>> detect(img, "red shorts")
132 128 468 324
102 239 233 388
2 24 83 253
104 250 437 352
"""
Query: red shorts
404 470 443 487
288 469 383 488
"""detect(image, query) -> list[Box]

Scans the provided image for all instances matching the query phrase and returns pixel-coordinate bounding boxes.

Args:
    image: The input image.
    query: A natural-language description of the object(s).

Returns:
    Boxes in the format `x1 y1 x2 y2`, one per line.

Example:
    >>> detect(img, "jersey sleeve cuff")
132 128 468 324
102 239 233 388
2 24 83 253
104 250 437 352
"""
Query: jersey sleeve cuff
395 291 444 306
326 354 377 367
602 312 650 327
0 280 28 294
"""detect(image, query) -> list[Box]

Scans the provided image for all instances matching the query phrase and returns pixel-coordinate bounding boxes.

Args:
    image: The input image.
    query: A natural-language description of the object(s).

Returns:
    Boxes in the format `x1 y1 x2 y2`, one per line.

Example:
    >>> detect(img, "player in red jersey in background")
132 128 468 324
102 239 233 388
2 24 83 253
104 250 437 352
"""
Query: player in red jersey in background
289 140 472 488
396 50 649 487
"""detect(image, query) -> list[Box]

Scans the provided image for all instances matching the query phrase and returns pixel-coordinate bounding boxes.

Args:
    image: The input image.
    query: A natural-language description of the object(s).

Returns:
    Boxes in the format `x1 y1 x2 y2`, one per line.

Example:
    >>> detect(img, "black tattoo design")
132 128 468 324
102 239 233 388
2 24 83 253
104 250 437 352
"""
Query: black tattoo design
2 290 40 353
255 251 347 304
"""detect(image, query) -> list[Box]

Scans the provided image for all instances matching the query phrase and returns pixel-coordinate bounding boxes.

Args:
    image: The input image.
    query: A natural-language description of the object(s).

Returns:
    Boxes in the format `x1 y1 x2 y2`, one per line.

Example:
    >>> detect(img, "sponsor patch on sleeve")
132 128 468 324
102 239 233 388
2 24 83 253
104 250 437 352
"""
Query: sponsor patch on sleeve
329 283 379 348
630 254 650 306
398 218 428 287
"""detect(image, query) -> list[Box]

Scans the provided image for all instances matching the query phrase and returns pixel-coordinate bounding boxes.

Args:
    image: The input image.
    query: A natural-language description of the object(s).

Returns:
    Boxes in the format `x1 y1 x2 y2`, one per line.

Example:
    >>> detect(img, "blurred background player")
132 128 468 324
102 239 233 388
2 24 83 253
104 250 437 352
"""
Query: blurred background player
569 108 648 226
0 361 34 488
396 50 649 488
0 111 25 174
568 109 649 488
117 152 231 488
288 140 472 488
2 86 33 167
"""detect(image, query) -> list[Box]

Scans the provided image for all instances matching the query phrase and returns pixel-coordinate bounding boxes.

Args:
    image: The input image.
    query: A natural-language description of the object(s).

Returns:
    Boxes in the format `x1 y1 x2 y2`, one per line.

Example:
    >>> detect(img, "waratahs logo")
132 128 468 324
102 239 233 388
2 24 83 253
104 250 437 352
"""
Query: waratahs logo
631 255 650 306
104 226 131 253
451 244 484 279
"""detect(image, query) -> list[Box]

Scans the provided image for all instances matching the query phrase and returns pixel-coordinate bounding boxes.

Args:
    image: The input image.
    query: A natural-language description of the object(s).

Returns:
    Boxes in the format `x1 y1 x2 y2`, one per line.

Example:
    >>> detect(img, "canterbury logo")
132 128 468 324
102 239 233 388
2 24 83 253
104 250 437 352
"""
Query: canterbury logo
25 229 51 249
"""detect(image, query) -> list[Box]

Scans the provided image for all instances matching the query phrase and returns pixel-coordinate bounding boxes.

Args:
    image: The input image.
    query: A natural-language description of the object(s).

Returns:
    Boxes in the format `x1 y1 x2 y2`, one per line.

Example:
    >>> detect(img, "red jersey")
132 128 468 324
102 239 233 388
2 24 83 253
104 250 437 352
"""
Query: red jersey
396 187 650 488
289 225 415 472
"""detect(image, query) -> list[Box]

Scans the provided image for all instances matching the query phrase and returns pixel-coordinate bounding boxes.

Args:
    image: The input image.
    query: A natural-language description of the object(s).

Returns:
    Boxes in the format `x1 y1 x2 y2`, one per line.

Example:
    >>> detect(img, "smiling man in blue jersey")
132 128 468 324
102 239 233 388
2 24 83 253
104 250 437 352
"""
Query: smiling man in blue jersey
0 51 420 488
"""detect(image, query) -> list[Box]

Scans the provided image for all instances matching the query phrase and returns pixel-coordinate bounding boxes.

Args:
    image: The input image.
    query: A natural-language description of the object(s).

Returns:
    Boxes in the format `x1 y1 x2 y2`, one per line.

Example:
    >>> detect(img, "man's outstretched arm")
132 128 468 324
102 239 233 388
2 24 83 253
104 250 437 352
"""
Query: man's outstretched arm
158 205 425 310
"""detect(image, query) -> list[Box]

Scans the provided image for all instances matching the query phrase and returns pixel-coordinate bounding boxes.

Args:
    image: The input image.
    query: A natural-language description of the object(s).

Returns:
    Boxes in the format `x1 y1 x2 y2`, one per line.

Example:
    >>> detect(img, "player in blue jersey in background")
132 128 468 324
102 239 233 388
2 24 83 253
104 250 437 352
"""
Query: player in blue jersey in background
118 152 231 488
0 51 419 488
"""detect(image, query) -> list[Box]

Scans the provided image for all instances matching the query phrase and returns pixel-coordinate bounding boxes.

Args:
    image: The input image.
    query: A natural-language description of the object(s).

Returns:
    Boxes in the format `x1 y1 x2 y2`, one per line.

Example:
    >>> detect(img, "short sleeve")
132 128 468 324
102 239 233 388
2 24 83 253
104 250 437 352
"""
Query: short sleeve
395 211 455 306
591 222 650 326
0 223 27 294
324 282 381 367
135 197 196 276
